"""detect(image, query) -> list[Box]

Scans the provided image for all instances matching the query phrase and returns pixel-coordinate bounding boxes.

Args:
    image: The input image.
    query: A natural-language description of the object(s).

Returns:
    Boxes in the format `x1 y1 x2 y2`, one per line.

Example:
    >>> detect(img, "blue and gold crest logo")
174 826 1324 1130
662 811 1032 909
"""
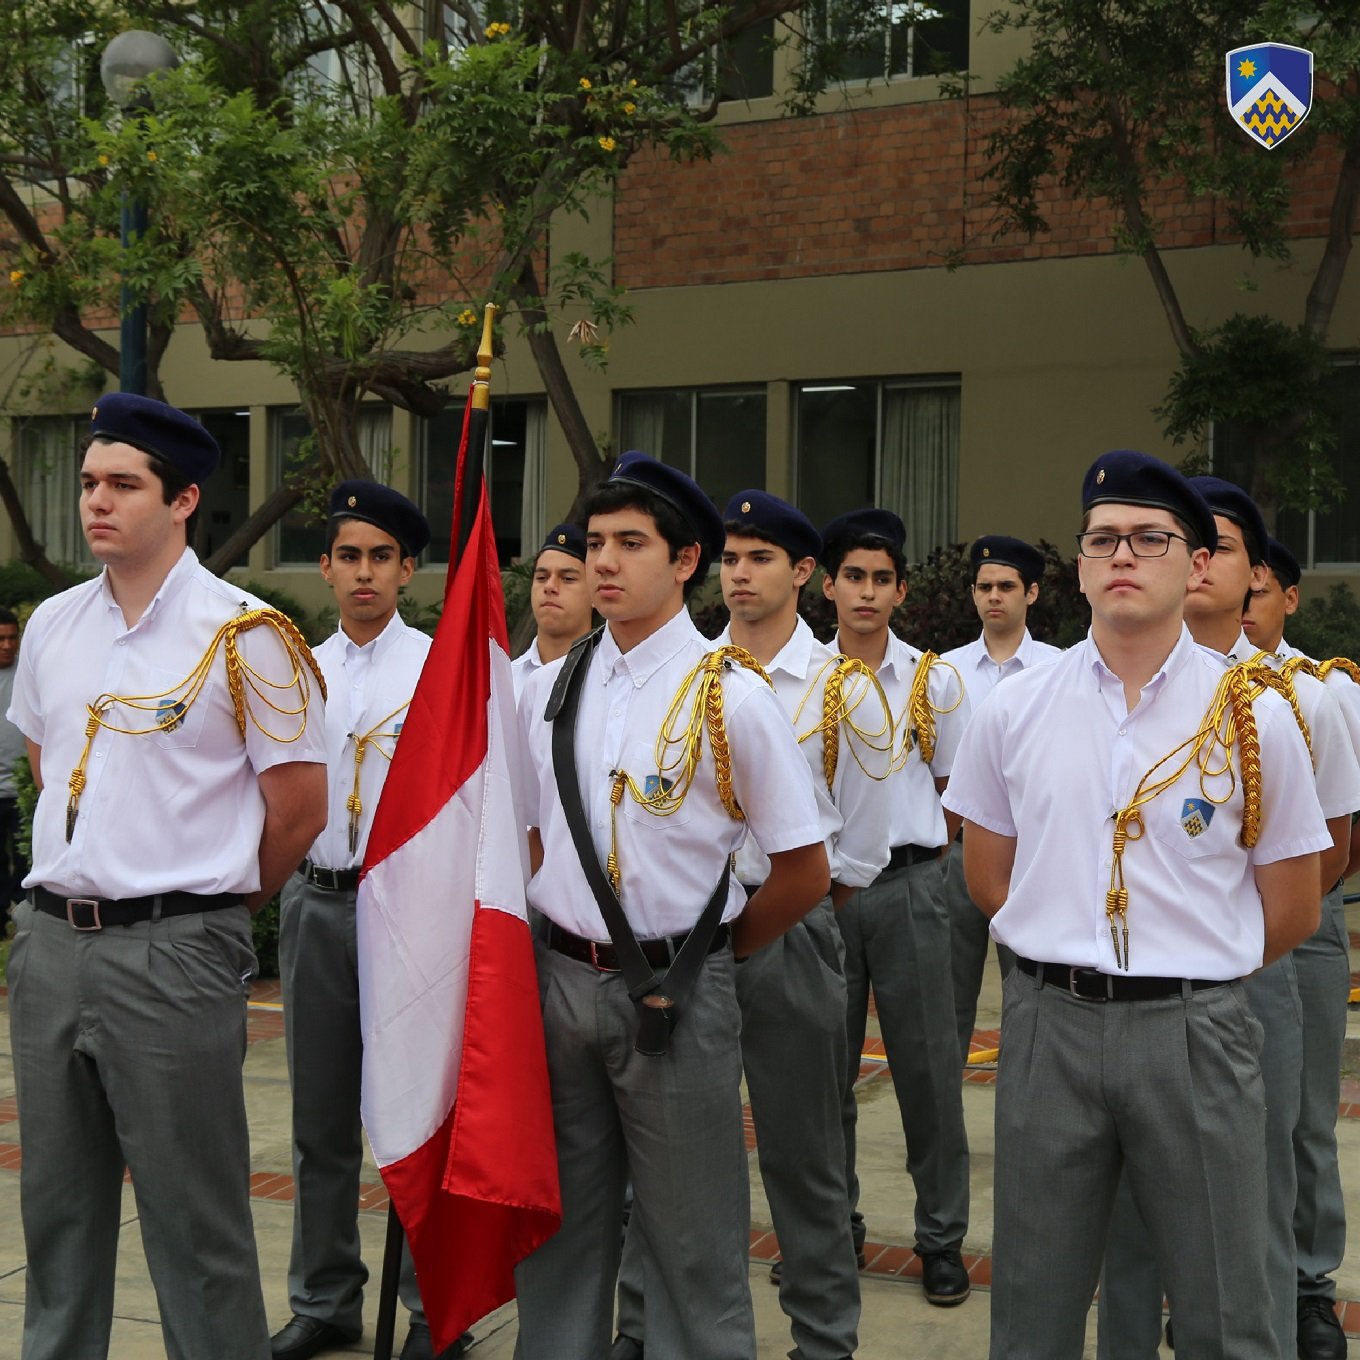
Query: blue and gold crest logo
1226 43 1313 150
1180 798 1215 839
644 774 674 799
157 698 186 733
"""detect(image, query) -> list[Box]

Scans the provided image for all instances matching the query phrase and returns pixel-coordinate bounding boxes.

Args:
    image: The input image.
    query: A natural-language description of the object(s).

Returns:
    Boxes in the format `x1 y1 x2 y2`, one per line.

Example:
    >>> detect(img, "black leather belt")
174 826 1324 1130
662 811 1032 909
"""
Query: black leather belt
34 886 242 931
542 920 731 973
300 860 360 892
887 843 940 871
1017 956 1232 1002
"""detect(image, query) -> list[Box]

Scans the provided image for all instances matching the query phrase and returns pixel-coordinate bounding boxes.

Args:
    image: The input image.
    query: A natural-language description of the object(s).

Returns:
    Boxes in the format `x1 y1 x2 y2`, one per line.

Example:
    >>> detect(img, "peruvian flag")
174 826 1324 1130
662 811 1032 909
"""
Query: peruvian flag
357 397 561 1351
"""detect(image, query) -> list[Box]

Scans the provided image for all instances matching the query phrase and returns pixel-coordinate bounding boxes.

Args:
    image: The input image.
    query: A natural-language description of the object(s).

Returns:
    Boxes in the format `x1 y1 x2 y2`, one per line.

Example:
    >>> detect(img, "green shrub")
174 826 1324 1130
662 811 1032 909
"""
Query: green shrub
230 577 315 641
252 896 282 978
1289 583 1360 663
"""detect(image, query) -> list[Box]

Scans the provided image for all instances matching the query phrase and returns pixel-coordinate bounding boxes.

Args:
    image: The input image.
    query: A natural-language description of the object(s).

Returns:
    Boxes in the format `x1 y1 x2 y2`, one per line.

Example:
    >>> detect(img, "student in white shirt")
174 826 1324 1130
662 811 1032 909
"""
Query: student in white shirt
8 393 328 1360
514 452 829 1360
939 535 1062 1062
512 522 593 702
944 450 1330 1360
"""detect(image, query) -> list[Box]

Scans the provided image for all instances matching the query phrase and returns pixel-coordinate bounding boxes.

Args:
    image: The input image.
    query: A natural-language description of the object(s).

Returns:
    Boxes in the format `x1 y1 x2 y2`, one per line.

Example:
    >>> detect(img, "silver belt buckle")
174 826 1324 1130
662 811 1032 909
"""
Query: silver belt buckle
66 897 101 930
1069 967 1109 1001
588 940 619 972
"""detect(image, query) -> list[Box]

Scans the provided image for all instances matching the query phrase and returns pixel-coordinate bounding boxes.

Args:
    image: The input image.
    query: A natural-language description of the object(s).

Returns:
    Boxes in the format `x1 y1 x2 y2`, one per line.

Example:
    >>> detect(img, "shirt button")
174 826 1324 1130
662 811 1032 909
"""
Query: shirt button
1118 728 1127 736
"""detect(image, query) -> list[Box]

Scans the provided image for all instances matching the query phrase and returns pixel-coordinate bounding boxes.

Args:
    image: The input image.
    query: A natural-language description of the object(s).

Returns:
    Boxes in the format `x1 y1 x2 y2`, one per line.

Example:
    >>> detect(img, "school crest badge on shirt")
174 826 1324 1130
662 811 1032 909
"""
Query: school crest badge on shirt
1180 798 1215 839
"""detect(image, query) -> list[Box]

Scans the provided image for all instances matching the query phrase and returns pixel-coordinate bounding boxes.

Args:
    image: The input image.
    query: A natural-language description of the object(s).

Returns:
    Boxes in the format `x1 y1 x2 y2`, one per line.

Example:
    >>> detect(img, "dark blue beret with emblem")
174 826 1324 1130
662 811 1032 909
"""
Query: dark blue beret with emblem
723 489 821 563
970 535 1045 588
536 521 587 563
1082 451 1218 555
606 450 724 560
1265 537 1302 589
328 480 430 559
1188 475 1268 566
818 508 907 563
89 392 220 485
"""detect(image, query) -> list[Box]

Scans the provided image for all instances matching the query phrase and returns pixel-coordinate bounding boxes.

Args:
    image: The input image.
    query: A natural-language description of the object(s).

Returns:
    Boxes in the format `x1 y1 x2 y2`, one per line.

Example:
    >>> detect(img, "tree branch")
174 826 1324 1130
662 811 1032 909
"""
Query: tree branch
1305 95 1360 340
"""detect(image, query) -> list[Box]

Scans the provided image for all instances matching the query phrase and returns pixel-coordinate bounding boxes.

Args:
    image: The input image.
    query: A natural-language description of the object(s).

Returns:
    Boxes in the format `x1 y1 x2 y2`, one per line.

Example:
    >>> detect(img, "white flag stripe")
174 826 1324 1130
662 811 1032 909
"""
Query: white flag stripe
357 639 529 1169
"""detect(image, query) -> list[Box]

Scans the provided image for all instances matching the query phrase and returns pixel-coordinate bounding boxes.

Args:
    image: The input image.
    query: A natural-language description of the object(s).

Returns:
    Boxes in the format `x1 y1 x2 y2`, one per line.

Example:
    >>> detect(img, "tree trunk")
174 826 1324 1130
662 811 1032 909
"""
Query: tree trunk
201 482 304 576
0 454 74 590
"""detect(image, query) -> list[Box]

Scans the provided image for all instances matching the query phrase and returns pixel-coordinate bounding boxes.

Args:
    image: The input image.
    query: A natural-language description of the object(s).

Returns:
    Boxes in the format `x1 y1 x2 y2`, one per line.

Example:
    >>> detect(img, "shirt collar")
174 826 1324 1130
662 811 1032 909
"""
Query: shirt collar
98 546 198 627
1087 623 1195 697
874 629 920 679
598 607 700 687
1222 630 1257 665
716 615 817 679
338 609 406 662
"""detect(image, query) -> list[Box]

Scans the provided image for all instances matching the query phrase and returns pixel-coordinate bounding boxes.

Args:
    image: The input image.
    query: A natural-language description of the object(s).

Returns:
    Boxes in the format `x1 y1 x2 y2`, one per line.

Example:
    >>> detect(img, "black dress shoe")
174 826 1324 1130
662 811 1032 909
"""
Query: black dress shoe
399 1321 473 1360
609 1336 644 1360
1299 1296 1348 1359
269 1315 361 1360
917 1246 971 1306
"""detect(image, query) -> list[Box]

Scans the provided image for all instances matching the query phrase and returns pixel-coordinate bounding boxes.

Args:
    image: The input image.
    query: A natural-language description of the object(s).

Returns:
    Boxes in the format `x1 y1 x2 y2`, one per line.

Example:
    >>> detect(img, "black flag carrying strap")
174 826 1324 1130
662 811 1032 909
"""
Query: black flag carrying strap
546 627 732 1056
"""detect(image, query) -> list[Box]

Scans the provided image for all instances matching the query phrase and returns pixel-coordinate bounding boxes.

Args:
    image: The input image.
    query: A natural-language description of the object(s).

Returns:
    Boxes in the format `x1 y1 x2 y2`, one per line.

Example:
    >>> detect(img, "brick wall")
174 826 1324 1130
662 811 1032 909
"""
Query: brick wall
613 93 1346 289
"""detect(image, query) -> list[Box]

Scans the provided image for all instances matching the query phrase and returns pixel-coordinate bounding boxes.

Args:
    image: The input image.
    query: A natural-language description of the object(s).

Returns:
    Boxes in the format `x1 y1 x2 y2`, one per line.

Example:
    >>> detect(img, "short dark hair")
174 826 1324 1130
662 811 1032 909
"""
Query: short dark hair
822 532 907 584
324 514 412 560
84 434 201 544
584 480 710 600
0 608 18 630
722 519 800 567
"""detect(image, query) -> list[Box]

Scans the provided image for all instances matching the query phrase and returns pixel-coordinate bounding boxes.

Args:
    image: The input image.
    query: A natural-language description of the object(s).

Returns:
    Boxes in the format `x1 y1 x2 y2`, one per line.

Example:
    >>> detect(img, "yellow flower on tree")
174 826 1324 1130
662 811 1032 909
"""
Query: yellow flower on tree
623 101 636 114
579 77 592 90
486 21 511 37
97 154 110 166
598 135 616 152
457 308 478 326
146 150 158 163
8 270 23 286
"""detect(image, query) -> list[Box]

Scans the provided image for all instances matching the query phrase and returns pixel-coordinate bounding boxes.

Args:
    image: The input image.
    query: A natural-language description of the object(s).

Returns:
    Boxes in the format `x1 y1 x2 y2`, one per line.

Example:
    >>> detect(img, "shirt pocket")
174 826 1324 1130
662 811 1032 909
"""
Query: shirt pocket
1146 791 1228 861
137 667 214 751
616 741 696 829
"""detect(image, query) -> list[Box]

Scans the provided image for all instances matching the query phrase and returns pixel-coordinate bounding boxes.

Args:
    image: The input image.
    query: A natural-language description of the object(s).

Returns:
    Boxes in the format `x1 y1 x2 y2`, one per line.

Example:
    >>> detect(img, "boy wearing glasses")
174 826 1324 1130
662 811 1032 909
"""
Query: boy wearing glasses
943 451 1329 1359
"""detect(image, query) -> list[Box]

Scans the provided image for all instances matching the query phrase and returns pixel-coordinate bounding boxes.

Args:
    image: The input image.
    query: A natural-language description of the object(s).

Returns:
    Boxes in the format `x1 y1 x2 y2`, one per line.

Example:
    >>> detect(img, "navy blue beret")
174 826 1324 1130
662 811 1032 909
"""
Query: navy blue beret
723 489 821 563
1188 475 1268 565
819 508 907 561
1082 451 1218 555
89 392 220 485
328 480 430 558
536 521 587 563
606 450 724 560
1265 537 1302 589
971 535 1044 587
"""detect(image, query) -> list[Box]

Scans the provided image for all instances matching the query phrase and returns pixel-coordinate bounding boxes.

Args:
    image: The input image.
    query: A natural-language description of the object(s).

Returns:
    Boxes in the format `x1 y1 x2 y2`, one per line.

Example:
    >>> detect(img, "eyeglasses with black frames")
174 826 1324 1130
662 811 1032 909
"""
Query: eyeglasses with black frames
1074 530 1189 559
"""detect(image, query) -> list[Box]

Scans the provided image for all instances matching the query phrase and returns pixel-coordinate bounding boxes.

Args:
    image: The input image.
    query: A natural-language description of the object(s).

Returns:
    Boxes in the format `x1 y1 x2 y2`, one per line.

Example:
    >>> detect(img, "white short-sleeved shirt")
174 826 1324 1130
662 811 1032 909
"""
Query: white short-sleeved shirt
1277 638 1360 767
942 626 1330 979
10 549 327 899
511 638 545 704
307 613 432 869
519 608 824 940
1221 635 1360 821
838 629 970 850
716 617 891 890
939 628 1063 715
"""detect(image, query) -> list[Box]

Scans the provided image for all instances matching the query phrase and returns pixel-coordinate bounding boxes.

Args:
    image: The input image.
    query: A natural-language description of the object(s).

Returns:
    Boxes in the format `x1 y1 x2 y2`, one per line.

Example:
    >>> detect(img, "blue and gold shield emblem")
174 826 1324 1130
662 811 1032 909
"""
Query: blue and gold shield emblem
1226 43 1313 150
1180 798 1215 839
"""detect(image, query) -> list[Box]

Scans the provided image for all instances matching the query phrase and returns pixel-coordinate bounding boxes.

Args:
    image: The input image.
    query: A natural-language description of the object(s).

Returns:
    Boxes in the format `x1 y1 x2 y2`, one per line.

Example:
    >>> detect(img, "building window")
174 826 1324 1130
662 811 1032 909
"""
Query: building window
272 405 393 565
1214 360 1360 568
420 398 546 566
12 416 92 569
672 17 777 104
795 378 959 561
192 410 251 568
617 387 767 515
815 0 970 82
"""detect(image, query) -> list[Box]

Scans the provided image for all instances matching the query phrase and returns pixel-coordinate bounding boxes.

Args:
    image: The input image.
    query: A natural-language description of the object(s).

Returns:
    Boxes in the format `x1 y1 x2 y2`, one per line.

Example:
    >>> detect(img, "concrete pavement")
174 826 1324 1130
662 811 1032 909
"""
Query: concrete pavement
4 901 1360 1358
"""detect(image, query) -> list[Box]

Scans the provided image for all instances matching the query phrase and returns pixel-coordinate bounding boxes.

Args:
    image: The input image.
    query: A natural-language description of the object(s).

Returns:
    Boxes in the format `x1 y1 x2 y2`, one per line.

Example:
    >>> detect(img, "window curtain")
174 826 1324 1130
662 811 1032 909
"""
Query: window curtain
520 401 547 552
618 395 668 463
15 417 90 568
358 406 393 482
879 386 959 562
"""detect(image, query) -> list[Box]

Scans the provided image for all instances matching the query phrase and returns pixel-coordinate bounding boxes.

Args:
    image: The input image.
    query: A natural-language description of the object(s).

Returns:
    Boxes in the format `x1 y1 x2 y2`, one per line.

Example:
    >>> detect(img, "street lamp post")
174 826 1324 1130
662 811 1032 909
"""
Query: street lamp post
99 31 178 396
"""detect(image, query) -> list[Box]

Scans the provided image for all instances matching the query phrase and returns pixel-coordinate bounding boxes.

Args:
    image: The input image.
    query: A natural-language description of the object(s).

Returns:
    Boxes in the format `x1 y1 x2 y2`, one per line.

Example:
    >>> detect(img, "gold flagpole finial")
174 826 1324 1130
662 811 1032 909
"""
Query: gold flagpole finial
471 303 498 412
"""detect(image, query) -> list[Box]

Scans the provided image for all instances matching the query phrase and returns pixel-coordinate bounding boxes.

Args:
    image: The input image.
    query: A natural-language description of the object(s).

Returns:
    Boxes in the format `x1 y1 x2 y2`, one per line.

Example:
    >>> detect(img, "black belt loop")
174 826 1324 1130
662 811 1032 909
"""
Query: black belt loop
299 860 361 893
151 893 163 924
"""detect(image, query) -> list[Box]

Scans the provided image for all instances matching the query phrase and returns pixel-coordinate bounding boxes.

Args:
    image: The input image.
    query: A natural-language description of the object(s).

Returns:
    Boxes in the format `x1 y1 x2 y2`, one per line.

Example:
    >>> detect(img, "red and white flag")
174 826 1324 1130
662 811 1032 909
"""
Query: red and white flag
357 423 560 1351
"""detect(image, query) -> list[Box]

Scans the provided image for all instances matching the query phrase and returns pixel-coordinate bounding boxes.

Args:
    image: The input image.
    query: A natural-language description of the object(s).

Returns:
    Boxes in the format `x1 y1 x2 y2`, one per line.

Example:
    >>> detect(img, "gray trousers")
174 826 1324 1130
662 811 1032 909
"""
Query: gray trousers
615 901 859 1360
1294 884 1349 1299
7 898 270 1360
838 857 969 1252
514 940 755 1360
277 875 423 1333
1095 954 1300 1360
996 966 1276 1360
943 842 1015 1064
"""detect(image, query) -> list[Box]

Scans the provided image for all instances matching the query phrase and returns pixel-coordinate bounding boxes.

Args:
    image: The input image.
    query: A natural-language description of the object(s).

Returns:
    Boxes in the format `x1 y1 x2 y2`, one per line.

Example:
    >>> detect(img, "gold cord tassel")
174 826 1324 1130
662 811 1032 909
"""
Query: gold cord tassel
892 651 963 770
607 771 626 896
801 656 894 792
